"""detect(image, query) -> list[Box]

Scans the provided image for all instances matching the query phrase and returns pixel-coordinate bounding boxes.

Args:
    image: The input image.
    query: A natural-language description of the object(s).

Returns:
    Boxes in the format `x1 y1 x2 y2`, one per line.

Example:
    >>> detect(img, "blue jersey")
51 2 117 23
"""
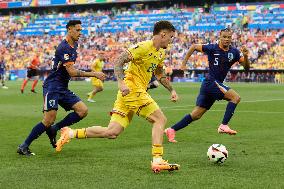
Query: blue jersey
43 39 78 91
0 60 5 72
202 44 242 82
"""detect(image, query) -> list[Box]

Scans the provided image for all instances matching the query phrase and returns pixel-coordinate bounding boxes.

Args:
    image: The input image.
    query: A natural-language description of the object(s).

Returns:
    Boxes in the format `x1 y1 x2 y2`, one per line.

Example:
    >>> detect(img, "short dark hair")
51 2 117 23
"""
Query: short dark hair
153 20 176 35
66 20 82 29
220 28 232 33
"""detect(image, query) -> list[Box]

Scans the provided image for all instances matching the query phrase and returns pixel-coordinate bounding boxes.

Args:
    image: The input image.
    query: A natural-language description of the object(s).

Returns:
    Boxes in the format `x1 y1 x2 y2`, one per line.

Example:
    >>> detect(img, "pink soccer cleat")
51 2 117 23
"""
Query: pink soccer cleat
218 124 237 135
164 128 177 143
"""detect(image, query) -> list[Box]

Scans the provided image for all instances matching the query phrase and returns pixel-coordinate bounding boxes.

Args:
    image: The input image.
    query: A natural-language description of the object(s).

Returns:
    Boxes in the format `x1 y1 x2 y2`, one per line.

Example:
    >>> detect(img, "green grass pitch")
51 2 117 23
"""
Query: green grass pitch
1 81 284 189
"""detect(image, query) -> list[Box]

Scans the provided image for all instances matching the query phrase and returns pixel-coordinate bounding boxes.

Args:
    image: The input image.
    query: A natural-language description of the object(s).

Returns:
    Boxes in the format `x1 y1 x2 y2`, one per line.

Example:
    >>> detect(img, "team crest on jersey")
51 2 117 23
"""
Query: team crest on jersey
228 53 234 62
64 54 69 60
49 100 55 107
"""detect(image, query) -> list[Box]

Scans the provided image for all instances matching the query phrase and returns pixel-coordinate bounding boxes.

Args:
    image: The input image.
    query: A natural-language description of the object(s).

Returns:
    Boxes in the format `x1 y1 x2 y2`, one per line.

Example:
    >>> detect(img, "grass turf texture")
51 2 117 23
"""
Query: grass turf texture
1 81 284 189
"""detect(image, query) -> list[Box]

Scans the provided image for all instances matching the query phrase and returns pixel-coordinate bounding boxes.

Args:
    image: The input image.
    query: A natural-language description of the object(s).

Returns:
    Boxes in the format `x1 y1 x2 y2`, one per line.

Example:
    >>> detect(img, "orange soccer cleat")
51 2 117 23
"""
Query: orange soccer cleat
55 127 72 152
218 124 237 135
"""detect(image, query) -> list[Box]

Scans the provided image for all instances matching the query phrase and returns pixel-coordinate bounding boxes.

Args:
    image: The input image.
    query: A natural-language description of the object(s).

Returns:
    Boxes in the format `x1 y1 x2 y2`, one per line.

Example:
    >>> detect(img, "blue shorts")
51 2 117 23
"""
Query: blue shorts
196 79 230 110
43 88 81 112
149 75 157 83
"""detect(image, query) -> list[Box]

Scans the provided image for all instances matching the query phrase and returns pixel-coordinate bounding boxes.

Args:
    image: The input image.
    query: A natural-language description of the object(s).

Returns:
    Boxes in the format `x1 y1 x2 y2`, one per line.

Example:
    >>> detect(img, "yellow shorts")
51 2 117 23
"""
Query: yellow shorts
110 90 160 128
91 77 103 88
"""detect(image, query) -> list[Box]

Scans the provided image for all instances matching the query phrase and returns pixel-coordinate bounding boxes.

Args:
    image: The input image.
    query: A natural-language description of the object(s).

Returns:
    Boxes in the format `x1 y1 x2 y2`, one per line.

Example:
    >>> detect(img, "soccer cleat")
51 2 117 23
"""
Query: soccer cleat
21 89 24 94
164 128 177 143
55 127 71 152
31 89 37 93
87 99 96 103
218 124 237 135
151 160 180 173
2 86 8 89
46 127 57 148
17 145 35 156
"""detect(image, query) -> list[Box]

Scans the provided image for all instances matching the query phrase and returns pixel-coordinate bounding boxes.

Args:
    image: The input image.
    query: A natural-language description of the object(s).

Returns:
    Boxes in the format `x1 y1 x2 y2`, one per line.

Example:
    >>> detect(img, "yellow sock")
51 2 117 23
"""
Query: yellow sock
152 144 163 163
74 128 87 139
88 92 94 100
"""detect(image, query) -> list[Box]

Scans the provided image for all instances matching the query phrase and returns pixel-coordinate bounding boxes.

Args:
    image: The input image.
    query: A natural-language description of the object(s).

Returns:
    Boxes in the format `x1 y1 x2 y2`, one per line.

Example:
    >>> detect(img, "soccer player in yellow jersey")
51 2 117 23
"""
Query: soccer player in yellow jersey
56 21 180 173
87 55 104 102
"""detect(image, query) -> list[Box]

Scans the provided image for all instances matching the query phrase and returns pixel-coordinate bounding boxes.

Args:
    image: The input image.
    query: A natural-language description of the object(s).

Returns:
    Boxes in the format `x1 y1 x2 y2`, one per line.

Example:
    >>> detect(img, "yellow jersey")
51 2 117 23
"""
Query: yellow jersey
91 59 104 72
125 40 166 92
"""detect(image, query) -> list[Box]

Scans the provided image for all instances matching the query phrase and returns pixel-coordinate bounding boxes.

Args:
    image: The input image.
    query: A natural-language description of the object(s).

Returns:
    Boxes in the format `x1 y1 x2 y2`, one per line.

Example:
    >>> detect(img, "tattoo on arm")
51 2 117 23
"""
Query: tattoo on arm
159 76 173 92
76 70 82 77
114 51 131 80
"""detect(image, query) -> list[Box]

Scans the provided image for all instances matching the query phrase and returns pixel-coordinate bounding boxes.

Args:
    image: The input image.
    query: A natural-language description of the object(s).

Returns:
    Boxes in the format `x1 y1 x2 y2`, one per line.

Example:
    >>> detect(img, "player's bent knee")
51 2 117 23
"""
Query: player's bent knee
233 96 241 104
77 108 88 118
42 119 54 128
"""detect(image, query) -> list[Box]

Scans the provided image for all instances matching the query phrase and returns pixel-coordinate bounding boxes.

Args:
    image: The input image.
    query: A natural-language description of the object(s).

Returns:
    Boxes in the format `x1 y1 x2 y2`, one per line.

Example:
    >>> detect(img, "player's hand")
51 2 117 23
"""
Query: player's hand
170 90 178 102
94 72 106 81
241 46 249 56
118 81 130 97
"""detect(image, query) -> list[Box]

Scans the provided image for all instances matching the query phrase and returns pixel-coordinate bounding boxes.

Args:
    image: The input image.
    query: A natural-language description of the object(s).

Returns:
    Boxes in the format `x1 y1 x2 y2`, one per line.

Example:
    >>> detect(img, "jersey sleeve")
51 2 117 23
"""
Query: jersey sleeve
202 44 213 54
56 47 75 65
127 42 148 61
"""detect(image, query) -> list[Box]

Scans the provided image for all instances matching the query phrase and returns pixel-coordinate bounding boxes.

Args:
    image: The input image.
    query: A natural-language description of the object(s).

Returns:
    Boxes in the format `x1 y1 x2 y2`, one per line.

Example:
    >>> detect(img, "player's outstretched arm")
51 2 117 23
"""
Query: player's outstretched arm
181 44 203 70
65 63 105 80
114 50 132 96
239 46 250 71
155 66 178 102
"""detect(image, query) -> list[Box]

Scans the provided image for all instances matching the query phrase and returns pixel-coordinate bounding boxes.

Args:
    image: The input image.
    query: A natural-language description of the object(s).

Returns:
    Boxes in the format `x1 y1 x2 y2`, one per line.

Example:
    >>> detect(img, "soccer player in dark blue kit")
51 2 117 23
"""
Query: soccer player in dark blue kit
0 56 8 89
17 20 105 155
165 28 250 142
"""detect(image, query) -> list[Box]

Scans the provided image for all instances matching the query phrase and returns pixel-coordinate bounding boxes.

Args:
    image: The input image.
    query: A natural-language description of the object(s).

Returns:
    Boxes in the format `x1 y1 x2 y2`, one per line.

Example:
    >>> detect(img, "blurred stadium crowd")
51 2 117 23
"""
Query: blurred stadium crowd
0 3 284 82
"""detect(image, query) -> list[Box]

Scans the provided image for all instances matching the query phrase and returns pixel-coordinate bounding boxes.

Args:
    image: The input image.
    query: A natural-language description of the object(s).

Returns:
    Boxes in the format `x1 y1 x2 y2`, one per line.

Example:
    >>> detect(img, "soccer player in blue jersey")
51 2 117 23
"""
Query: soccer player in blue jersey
17 20 105 155
165 28 250 143
0 56 8 89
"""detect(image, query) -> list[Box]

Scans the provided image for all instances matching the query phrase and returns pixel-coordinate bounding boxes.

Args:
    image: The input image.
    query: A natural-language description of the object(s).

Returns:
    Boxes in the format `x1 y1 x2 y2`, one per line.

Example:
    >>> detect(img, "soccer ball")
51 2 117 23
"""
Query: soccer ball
207 144 228 163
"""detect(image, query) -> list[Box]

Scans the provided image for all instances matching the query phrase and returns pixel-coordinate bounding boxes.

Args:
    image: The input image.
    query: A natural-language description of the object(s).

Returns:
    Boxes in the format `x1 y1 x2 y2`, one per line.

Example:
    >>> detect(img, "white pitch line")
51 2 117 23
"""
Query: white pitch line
161 99 284 109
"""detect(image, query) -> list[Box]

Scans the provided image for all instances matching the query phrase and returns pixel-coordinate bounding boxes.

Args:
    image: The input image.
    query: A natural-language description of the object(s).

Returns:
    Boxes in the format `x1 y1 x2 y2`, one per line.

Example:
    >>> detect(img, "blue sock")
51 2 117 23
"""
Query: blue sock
171 114 193 131
22 122 46 147
222 102 237 125
52 112 82 131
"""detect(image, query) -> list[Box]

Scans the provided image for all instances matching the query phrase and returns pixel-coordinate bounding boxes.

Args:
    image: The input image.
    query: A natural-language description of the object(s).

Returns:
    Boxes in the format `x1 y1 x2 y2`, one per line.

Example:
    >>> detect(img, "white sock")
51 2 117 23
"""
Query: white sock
153 156 163 164
69 129 75 138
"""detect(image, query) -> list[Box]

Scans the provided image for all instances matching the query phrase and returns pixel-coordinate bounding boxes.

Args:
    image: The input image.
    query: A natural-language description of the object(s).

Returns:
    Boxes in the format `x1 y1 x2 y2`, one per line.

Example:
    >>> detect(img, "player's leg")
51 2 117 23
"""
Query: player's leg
0 74 5 88
48 101 87 146
17 110 57 156
165 106 207 143
53 101 88 132
87 79 103 102
87 86 103 102
46 91 84 146
31 74 39 93
21 77 29 93
146 108 180 172
218 88 240 135
55 94 130 151
165 90 214 142
55 111 131 152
